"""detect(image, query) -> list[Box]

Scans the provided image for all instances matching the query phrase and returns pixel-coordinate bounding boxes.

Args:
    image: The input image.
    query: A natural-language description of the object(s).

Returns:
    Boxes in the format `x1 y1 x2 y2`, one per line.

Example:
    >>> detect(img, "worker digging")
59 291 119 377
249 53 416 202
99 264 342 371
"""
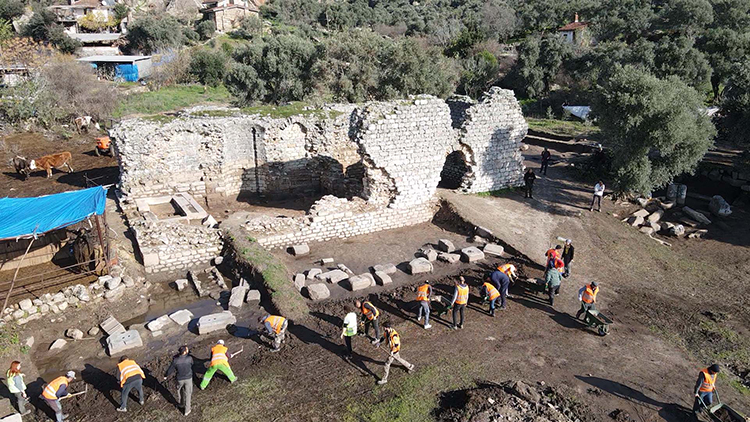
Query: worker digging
260 314 288 352
199 340 239 390
355 299 382 345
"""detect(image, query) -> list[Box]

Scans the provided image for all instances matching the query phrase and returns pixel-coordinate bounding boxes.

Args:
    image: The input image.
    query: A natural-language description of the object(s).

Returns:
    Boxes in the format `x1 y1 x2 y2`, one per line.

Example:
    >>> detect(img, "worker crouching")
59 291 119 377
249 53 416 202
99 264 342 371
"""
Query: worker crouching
199 340 238 389
377 323 415 385
480 280 501 317
260 314 288 352
116 356 146 412
42 371 76 422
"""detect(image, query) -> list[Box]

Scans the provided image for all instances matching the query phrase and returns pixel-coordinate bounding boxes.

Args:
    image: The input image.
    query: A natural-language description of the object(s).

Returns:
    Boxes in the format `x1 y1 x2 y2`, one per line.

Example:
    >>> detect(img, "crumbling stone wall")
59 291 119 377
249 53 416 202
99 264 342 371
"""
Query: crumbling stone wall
132 220 222 273
450 88 528 193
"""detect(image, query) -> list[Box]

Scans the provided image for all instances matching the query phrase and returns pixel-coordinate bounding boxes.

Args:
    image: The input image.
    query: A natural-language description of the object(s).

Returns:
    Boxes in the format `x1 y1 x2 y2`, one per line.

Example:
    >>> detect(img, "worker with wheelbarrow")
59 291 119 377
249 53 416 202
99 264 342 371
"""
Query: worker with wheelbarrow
693 364 720 418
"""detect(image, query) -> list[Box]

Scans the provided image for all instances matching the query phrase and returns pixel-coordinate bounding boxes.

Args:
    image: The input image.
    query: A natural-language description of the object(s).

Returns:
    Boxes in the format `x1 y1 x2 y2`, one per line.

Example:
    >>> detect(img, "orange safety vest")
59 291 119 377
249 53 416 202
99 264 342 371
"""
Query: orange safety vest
416 284 430 301
42 376 69 400
582 284 599 304
456 285 469 305
264 315 287 334
699 369 717 392
553 258 565 271
482 282 501 301
388 330 401 353
210 344 229 367
546 249 559 260
117 359 145 388
361 301 380 320
499 264 516 276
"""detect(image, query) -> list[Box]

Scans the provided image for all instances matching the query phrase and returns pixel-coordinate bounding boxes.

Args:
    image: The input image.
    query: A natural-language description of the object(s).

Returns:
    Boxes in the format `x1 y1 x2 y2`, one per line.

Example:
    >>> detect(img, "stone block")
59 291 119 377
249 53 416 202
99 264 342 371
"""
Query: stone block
374 271 392 285
461 247 485 263
632 209 650 218
65 329 84 340
438 252 461 264
306 283 330 301
317 270 349 283
146 315 172 332
627 216 644 227
416 248 438 262
197 312 236 335
105 286 125 301
106 276 122 290
483 244 504 257
683 207 712 225
229 286 249 308
639 226 654 235
290 244 310 256
346 275 372 291
88 327 100 336
18 299 32 311
100 315 126 336
408 258 433 274
245 290 261 302
646 209 664 223
0 413 22 422
321 258 334 264
649 222 661 232
709 195 732 217
437 239 455 252
49 339 67 351
371 264 397 274
670 224 685 236
337 264 355 275
475 226 493 239
107 330 144 355
306 269 322 280
174 279 188 291
169 309 194 326
142 253 159 267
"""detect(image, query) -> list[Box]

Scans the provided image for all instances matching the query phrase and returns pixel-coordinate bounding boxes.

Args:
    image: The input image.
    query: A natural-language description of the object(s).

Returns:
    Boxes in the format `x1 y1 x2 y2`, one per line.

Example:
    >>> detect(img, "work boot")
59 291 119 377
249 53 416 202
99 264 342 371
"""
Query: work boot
490 311 495 317
417 316 422 322
451 325 458 331
458 324 464 329
500 306 507 310
140 400 145 405
271 348 280 353
117 408 127 412
377 379 387 385
371 339 380 346
184 409 191 416
424 324 432 329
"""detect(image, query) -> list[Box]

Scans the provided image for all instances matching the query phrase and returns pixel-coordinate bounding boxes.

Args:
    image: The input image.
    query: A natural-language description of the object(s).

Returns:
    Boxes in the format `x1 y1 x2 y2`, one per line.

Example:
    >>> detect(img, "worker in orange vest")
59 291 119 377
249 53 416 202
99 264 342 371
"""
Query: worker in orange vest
376 322 414 385
693 364 721 415
116 356 146 412
545 245 562 270
480 280 501 317
498 263 517 281
450 276 469 330
576 281 599 319
199 340 238 389
355 299 382 345
260 314 288 352
42 371 76 422
415 281 432 329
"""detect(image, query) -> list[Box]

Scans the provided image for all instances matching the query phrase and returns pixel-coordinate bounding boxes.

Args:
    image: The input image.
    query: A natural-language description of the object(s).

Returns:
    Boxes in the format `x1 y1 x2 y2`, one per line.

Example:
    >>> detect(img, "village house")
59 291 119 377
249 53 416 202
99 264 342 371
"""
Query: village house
48 0 115 34
558 13 590 46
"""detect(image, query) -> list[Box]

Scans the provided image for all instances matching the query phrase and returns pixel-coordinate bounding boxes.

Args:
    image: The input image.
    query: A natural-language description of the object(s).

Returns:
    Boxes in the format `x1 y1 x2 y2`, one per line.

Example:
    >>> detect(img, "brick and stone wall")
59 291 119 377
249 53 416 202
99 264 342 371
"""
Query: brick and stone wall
131 220 223 273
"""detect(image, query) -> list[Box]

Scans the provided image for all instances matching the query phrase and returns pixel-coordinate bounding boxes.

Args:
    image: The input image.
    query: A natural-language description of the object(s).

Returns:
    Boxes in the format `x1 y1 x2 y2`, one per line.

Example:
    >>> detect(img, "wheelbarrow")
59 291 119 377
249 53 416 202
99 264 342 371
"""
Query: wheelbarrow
583 308 612 336
698 391 749 422
517 277 547 295
430 295 452 317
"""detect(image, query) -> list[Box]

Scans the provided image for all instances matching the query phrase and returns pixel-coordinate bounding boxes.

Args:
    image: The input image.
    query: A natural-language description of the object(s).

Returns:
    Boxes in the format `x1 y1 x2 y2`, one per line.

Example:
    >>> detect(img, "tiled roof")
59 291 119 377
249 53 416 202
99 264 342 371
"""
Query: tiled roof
558 21 588 31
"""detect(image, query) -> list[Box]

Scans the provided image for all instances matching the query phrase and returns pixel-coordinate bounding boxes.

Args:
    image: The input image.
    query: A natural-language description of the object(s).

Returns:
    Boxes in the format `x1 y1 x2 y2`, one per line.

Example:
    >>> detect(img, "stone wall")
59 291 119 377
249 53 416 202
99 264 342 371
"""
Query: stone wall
131 220 223 273
244 195 437 249
451 88 528 193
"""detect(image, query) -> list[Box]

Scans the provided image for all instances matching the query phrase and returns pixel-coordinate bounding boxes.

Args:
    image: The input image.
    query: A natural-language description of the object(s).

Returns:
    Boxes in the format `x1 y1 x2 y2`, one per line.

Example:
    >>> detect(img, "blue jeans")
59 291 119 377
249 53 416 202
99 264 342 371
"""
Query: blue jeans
489 298 497 312
694 391 713 411
417 302 430 325
120 377 144 409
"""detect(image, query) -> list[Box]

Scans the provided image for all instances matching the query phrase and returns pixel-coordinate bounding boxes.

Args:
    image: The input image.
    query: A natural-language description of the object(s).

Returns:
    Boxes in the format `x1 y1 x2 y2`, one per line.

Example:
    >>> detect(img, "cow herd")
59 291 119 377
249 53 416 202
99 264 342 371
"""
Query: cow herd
11 151 75 179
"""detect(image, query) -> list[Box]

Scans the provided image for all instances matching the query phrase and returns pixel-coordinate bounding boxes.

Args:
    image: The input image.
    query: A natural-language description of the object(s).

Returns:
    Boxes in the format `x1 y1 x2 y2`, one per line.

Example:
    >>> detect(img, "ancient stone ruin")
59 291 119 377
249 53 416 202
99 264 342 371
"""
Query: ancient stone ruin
110 88 528 271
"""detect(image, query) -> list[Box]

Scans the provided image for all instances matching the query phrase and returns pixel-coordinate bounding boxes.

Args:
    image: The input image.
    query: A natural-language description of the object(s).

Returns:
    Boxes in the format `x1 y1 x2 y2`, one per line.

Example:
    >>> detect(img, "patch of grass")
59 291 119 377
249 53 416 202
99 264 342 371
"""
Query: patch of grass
476 187 515 197
201 375 280 422
526 117 600 139
0 324 21 357
241 101 344 119
730 379 750 396
114 84 232 117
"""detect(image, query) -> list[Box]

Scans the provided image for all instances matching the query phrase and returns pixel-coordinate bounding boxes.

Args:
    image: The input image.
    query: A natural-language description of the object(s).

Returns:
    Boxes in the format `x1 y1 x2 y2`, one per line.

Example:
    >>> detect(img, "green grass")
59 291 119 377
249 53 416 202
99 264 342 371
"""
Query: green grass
114 85 232 118
730 379 750 396
200 376 281 422
241 101 344 119
526 117 600 138
476 187 515 197
0 324 20 357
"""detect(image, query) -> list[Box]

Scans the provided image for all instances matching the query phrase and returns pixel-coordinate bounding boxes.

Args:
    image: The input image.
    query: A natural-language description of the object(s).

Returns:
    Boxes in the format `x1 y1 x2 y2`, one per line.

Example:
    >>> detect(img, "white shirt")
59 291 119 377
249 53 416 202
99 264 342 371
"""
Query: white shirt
343 312 357 336
594 183 605 197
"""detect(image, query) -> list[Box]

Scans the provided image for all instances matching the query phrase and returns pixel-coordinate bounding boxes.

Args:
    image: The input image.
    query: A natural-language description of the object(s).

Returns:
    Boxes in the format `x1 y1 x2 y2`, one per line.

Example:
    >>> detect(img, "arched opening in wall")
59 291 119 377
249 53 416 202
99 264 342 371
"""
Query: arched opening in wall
439 151 469 189
343 161 366 199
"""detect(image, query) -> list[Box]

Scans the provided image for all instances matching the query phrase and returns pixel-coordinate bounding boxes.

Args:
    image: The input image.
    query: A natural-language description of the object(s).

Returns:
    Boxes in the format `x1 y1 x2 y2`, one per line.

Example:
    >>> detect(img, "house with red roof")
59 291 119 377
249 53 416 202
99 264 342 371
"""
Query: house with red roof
558 13 590 46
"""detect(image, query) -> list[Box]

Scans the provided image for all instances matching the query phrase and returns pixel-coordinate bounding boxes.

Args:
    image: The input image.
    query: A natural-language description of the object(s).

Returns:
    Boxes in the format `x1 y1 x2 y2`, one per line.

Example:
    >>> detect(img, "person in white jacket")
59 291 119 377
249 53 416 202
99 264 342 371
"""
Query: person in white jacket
590 181 605 212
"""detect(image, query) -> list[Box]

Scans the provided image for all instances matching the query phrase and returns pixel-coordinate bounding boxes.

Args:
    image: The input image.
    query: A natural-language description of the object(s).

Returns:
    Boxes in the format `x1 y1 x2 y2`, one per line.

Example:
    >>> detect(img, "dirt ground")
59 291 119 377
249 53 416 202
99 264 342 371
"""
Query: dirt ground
2 141 750 422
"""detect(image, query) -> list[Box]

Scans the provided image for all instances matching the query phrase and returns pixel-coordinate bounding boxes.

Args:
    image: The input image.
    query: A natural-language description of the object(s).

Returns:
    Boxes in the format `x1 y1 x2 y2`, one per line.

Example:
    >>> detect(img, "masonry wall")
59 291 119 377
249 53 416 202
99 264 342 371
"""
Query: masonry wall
132 220 223 273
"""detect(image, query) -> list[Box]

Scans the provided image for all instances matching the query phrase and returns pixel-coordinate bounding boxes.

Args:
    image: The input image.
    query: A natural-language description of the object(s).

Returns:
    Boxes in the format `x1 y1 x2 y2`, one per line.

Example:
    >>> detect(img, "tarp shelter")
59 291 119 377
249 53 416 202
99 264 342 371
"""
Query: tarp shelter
562 105 591 120
0 186 107 241
77 55 152 82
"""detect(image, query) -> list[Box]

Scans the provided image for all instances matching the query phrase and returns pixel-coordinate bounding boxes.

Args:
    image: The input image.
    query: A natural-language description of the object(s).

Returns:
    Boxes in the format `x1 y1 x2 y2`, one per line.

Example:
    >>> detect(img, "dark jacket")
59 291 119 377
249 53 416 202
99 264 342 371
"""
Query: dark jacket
165 354 194 381
524 172 536 185
562 244 575 262
490 270 510 291
541 150 551 162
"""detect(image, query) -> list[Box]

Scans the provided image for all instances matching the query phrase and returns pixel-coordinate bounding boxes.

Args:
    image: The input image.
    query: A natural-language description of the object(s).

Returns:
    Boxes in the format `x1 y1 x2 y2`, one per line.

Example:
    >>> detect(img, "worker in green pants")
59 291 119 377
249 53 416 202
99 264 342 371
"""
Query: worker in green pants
199 340 237 390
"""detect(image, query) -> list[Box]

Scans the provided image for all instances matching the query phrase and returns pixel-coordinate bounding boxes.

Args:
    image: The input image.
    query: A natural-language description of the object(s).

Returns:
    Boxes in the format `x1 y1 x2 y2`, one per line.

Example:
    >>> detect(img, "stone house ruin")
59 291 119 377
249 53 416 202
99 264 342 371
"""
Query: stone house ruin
110 87 528 272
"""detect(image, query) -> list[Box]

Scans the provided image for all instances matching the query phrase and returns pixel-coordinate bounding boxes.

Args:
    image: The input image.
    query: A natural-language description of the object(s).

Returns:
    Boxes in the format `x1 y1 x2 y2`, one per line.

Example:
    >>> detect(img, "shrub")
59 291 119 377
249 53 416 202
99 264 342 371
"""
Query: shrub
190 49 228 87
125 14 186 54
196 20 215 41
0 0 23 22
78 12 118 32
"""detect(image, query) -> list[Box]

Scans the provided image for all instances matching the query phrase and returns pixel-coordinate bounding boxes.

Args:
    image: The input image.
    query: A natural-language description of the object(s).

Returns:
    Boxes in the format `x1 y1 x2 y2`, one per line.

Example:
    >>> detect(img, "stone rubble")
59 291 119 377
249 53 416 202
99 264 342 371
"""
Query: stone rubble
409 258 433 274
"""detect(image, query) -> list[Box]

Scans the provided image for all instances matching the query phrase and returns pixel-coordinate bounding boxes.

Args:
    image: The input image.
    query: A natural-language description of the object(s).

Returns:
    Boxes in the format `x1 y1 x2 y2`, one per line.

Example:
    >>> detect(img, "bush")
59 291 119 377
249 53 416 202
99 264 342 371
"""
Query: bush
78 12 118 32
231 15 263 39
48 26 81 53
113 3 129 21
190 49 228 87
22 9 81 53
148 51 193 89
125 14 186 54
0 0 23 21
196 20 215 41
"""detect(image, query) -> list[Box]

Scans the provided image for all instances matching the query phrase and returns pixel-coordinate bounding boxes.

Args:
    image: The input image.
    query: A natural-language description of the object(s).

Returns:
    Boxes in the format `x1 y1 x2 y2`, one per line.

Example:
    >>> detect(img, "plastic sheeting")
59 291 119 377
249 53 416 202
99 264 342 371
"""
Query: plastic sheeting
562 105 591 120
0 187 107 240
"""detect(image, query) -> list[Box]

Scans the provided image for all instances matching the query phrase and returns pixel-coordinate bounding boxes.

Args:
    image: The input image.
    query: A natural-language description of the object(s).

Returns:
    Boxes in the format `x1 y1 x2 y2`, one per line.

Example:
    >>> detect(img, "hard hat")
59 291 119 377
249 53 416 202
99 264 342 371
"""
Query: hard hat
217 340 224 345
66 371 76 379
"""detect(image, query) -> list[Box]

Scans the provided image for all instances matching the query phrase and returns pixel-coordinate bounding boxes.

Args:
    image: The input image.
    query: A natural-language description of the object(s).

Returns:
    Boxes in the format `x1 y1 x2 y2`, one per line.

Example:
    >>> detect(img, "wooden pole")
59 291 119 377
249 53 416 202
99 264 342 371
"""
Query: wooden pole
2 236 36 315
93 214 109 274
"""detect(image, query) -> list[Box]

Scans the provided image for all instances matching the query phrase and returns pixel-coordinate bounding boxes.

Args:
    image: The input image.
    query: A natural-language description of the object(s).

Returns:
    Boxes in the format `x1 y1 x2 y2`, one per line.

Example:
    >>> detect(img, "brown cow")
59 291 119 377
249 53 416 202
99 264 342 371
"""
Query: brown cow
29 152 74 178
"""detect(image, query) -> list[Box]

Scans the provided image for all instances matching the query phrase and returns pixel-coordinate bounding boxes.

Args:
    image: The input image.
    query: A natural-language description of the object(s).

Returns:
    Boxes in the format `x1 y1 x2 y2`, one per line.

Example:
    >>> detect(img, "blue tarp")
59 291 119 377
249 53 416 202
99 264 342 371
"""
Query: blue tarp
115 64 139 82
0 187 107 240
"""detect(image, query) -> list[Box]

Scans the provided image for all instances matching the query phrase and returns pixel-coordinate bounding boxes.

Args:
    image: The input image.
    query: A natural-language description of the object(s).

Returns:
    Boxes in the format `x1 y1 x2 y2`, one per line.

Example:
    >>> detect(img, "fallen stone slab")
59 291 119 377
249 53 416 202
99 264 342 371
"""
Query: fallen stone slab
639 226 654 236
709 195 732 217
649 222 661 232
306 283 330 300
632 209 650 218
321 258 334 264
306 269 322 280
188 271 207 297
197 312 236 335
483 244 504 257
49 339 67 351
646 209 664 223
229 285 249 308
374 271 392 285
461 247 485 263
0 412 22 421
105 276 122 290
371 264 397 274
294 274 306 291
437 239 455 252
174 279 189 291
146 315 172 332
104 286 124 301
475 226 493 239
438 252 461 264
416 248 438 262
627 216 644 227
245 290 261 302
408 258 433 274
168 310 194 326
337 264 355 275
290 244 310 256
24 336 34 348
688 229 708 239
65 328 84 340
317 270 349 283
347 274 373 291
107 330 144 356
18 299 33 311
683 207 712 225
100 315 126 336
